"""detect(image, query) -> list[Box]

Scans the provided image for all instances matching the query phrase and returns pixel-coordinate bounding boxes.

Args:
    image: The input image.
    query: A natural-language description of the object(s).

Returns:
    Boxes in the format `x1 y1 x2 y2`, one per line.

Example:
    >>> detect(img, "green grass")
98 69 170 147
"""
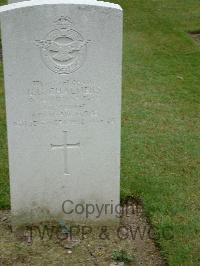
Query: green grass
0 0 200 265
118 0 200 265
0 63 9 208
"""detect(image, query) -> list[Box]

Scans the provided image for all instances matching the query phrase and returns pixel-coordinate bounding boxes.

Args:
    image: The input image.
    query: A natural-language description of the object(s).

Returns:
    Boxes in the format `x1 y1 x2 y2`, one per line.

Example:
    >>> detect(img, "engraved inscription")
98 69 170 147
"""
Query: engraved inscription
13 79 103 127
35 16 88 74
51 131 80 176
28 79 101 102
13 105 100 127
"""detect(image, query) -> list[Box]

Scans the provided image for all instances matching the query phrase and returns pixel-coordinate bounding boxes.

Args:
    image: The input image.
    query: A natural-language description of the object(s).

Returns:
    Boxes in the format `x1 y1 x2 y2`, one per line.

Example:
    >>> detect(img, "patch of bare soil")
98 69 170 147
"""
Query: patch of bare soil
0 201 168 266
188 31 200 43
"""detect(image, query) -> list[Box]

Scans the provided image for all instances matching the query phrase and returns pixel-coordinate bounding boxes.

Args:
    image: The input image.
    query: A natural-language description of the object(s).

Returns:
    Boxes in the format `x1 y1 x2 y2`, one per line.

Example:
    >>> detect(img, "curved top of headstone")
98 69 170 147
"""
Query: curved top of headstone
0 0 122 14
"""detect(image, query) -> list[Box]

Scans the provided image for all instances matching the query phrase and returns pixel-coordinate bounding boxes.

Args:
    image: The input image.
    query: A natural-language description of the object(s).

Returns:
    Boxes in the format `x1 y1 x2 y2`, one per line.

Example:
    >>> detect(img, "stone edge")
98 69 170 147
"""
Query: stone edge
0 0 122 14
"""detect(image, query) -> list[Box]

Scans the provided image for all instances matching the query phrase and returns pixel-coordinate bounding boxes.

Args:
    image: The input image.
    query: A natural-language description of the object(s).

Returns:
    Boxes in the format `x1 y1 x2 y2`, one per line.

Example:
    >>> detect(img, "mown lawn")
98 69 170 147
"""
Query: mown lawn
0 0 200 265
118 0 200 265
0 1 8 208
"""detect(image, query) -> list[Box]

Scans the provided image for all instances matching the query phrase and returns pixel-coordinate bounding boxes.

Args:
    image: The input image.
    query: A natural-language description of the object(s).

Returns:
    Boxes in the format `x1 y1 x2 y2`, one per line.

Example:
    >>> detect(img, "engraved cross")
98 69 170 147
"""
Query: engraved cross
51 131 80 176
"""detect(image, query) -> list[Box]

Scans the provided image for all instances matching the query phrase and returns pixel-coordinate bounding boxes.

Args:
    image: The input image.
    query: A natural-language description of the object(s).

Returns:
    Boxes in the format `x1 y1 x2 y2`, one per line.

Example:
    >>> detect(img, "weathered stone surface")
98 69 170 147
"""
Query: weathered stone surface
0 0 122 224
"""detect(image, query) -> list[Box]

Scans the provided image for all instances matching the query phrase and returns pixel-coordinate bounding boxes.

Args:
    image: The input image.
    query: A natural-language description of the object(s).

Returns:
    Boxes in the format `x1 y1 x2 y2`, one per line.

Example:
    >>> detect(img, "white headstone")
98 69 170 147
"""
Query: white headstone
0 0 123 224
